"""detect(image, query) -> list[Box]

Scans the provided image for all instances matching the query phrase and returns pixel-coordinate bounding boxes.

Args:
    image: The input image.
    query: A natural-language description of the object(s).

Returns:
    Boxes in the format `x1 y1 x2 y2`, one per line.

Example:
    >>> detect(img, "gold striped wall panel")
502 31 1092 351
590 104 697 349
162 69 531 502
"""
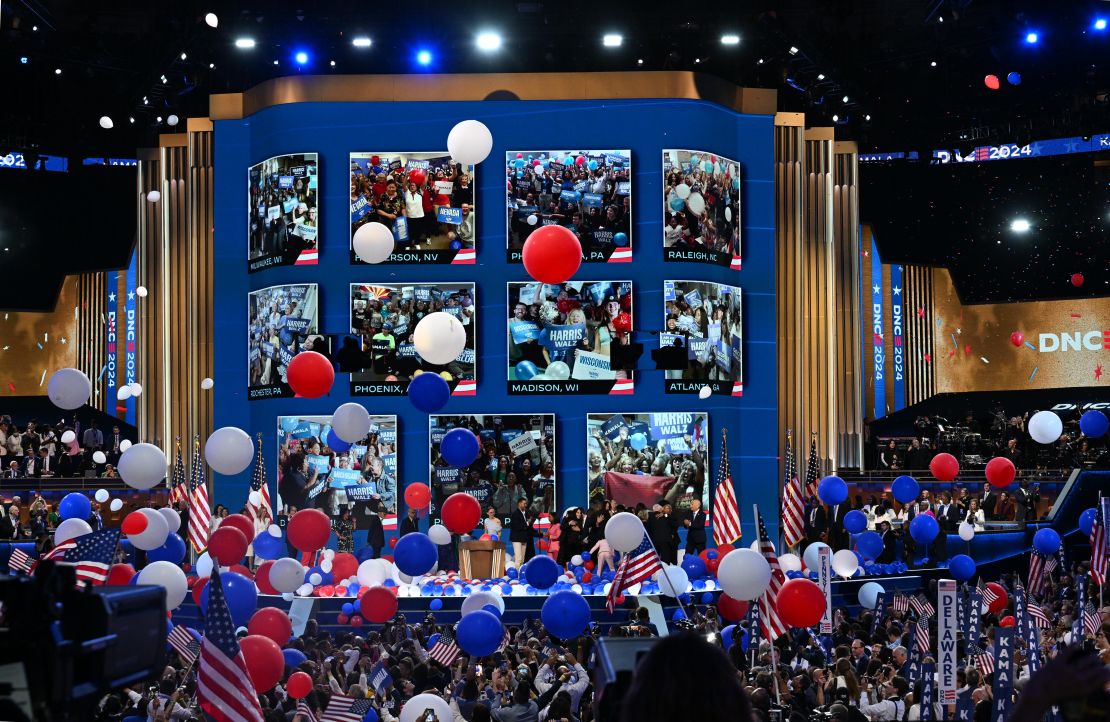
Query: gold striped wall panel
776 114 805 476
75 272 107 407
903 264 936 405
832 146 863 469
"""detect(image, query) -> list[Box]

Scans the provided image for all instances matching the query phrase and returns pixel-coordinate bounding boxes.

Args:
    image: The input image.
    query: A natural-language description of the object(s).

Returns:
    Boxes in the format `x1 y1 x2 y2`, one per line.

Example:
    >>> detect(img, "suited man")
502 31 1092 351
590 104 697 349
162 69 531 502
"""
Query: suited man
509 498 533 563
27 447 56 477
647 502 680 564
850 639 870 677
4 461 20 478
1013 481 1039 527
82 421 103 450
87 503 105 531
804 498 827 547
683 498 707 555
875 521 897 563
0 504 23 539
363 500 386 558
399 508 419 537
175 501 189 540
932 493 960 562
826 503 848 550
980 483 998 521
107 426 124 464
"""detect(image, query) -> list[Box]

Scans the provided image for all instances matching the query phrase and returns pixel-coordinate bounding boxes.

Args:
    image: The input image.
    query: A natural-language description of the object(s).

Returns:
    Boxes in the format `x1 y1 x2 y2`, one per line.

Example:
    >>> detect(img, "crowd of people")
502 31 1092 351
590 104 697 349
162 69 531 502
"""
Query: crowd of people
662 150 740 257
247 284 321 391
248 153 319 265
661 282 743 384
0 414 132 478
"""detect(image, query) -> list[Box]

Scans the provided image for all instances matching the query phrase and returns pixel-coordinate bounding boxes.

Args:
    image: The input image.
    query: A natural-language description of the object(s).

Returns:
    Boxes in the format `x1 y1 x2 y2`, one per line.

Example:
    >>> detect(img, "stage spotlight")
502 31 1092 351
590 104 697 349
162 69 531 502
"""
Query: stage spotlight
1010 218 1031 233
832 114 839 122
19 56 28 64
789 46 799 55
180 52 188 60
295 51 309 65
637 58 643 65
720 34 740 45
209 63 215 69
1025 32 1039 44
416 49 433 66
352 36 372 48
235 37 256 49
930 60 937 67
273 60 279 65
330 60 336 67
54 68 61 75
603 34 623 47
476 32 502 51
205 13 218 28
1095 18 1108 31
865 114 871 121
817 73 825 80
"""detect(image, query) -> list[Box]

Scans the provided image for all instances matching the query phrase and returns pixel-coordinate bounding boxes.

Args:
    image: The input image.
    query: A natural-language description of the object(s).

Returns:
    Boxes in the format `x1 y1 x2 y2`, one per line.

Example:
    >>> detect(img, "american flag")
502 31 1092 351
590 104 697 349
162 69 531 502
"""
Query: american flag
31 529 119 587
914 618 930 655
606 531 663 613
168 625 201 665
1028 552 1049 598
712 432 742 546
169 438 189 508
1083 601 1101 638
892 593 910 613
296 700 318 722
977 578 999 607
428 627 462 667
8 548 34 574
804 432 820 498
967 641 995 676
197 567 265 722
321 694 373 722
1090 497 1108 586
1026 601 1050 629
781 432 804 550
754 505 789 640
910 594 936 619
188 436 211 554
246 433 273 527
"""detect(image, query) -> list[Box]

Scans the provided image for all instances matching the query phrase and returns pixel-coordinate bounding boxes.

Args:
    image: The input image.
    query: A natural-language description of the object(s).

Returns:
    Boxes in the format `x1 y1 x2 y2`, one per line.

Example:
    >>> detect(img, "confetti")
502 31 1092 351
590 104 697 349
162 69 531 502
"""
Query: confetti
956 327 962 335
1028 367 1039 382
980 357 989 364
43 332 47 343
950 333 959 350
1 346 7 351
935 317 942 327
1070 313 1081 318
39 369 46 386
948 349 957 359
964 344 971 355
1097 364 1104 382
1024 341 1036 351
74 306 79 320
97 364 108 381
36 343 42 350
7 383 14 392
916 306 925 318
923 353 932 364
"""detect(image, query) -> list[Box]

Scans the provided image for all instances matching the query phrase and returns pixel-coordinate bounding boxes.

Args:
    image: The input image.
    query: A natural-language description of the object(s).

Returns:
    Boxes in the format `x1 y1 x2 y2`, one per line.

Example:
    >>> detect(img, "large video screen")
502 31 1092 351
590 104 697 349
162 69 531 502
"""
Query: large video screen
247 284 321 399
248 153 319 271
662 149 740 269
661 280 743 396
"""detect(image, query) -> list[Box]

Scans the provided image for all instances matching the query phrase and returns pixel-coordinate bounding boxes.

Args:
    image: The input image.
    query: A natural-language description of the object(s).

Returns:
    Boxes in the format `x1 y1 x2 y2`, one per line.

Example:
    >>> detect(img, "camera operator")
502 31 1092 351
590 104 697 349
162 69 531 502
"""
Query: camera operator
857 670 905 721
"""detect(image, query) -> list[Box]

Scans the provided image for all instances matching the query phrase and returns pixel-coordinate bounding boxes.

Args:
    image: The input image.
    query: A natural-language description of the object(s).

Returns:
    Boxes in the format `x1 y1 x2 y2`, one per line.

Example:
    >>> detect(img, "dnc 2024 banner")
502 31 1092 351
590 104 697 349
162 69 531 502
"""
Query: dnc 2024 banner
663 149 741 270
248 153 319 272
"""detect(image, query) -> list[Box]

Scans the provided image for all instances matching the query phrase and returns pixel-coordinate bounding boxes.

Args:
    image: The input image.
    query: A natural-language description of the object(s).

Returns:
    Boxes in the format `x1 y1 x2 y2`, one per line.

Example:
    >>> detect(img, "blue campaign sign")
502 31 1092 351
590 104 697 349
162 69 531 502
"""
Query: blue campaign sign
516 204 539 217
687 336 710 361
289 421 319 440
540 323 586 353
437 206 463 224
560 189 581 203
600 414 626 440
456 348 475 364
509 319 541 344
369 661 393 695
329 468 362 487
406 158 430 170
582 193 604 208
261 342 276 358
307 454 331 476
430 427 446 445
649 413 696 453
684 289 702 308
346 484 382 502
279 175 294 188
351 196 372 223
664 282 676 302
586 283 613 305
397 342 417 357
285 318 310 334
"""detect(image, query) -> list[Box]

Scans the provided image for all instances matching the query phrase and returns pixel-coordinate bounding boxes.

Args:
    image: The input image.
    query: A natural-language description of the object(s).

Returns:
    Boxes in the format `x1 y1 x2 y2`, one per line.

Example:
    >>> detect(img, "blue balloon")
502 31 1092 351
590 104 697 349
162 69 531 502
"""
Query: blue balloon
506 567 518 579
252 530 284 560
581 551 591 562
541 590 591 639
909 514 939 544
732 178 740 190
524 555 561 589
629 433 648 451
1080 410 1109 439
681 554 707 580
843 510 868 535
515 361 539 381
587 160 599 171
440 428 480 468
1007 71 1022 85
426 633 442 649
430 598 443 611
341 602 355 615
668 196 685 212
721 624 736 649
304 565 334 586
891 475 920 504
949 554 976 581
200 572 257 627
702 160 714 173
1080 507 1098 536
394 533 438 576
701 592 714 604
408 371 451 413
1033 528 1061 555
356 546 378 563
326 427 351 453
857 531 884 560
482 604 501 616
456 610 504 656
281 417 300 433
613 232 629 247
147 532 186 564
382 579 396 587
450 239 463 250
563 156 574 165
363 707 379 722
58 492 91 521
672 608 686 621
515 158 525 169
283 648 308 668
817 475 848 506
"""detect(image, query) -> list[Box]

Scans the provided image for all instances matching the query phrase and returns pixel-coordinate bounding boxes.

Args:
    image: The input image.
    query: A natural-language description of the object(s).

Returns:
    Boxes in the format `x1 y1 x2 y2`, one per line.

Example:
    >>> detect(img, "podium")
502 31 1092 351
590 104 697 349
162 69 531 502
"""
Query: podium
459 540 506 579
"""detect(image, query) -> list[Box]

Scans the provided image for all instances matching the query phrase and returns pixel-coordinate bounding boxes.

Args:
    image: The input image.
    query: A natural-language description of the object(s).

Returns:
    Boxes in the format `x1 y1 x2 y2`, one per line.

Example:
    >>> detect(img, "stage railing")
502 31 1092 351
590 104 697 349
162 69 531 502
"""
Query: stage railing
0 477 144 493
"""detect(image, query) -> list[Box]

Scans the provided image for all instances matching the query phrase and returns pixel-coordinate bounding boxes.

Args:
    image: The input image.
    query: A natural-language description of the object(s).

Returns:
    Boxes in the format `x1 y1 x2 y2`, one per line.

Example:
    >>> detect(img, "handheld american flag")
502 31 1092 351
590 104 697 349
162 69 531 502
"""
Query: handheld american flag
1083 601 1101 638
1025 601 1050 629
754 505 788 640
167 625 201 665
1090 496 1108 586
1027 552 1049 598
712 430 742 546
428 626 462 667
296 700 319 722
967 641 995 676
892 593 910 614
188 435 211 554
910 593 936 619
977 578 999 608
197 567 265 722
31 529 119 587
8 548 34 574
781 431 804 550
320 694 373 722
605 530 663 613
804 432 820 498
246 433 273 527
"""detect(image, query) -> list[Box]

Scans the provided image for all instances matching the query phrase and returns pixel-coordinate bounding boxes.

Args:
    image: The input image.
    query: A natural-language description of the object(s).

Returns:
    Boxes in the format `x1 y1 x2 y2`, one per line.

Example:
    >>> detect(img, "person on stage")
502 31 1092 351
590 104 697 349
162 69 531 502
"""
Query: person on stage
683 497 707 556
805 496 827 547
399 507 419 537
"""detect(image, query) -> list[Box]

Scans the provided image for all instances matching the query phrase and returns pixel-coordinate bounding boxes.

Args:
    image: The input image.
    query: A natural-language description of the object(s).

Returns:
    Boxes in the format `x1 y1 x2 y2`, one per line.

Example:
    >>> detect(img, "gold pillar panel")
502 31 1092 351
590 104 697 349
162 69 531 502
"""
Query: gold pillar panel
75 273 107 409
832 146 863 469
903 264 936 405
775 114 805 480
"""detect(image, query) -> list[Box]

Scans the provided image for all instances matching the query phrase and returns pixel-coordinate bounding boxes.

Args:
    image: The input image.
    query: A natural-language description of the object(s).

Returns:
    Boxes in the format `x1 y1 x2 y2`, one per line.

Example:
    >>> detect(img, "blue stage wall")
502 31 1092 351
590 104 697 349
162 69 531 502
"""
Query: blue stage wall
211 95 778 540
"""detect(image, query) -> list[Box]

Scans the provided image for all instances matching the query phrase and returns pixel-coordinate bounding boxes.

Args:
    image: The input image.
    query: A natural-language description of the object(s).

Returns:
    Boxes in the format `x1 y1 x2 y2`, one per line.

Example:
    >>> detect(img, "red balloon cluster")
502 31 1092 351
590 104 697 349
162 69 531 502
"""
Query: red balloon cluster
255 560 278 594
107 563 136 585
999 615 1015 628
208 526 248 565
248 608 292 646
929 452 960 481
331 552 359 581
716 593 750 622
522 226 582 284
286 351 334 398
985 456 1016 488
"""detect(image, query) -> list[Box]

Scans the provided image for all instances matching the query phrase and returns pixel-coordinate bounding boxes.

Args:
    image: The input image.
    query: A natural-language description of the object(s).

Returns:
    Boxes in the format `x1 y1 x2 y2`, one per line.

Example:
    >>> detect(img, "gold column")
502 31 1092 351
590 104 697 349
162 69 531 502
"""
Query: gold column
903 264 936 405
832 143 863 468
75 272 107 406
776 113 805 468
135 118 215 450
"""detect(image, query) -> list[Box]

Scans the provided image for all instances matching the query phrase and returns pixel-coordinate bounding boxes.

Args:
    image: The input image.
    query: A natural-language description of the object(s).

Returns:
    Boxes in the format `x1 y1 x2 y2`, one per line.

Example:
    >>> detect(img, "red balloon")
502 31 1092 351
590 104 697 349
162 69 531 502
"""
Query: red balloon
360 585 399 623
612 312 633 333
286 671 313 699
208 525 249 565
404 483 432 509
255 560 278 595
775 578 826 629
331 552 358 581
389 537 399 548
1071 272 1085 287
381 554 393 563
239 634 285 692
370 155 381 166
929 452 960 482
107 563 136 586
288 508 332 551
221 514 255 543
408 169 427 187
350 615 364 627
986 583 1008 615
716 545 736 561
582 572 593 582
716 593 750 622
584 560 595 571
337 613 350 624
229 564 254 579
1010 331 1025 347
706 558 721 575
575 155 586 166
537 539 550 551
984 74 1000 90
248 607 293 646
191 577 209 606
286 351 335 398
121 511 148 535
999 615 1015 628
316 585 336 598
985 457 1016 488
614 594 626 606
522 226 582 285
441 492 482 535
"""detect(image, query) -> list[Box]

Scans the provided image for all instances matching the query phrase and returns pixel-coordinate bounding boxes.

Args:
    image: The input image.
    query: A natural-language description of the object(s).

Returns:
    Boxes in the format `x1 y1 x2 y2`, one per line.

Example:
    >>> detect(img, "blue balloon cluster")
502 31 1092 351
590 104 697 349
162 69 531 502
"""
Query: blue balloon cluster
1033 528 1061 555
857 531 883 560
909 514 939 543
843 510 867 535
393 533 438 576
1080 410 1109 439
200 572 258 627
456 610 504 656
326 427 351 453
1080 507 1098 536
147 532 186 564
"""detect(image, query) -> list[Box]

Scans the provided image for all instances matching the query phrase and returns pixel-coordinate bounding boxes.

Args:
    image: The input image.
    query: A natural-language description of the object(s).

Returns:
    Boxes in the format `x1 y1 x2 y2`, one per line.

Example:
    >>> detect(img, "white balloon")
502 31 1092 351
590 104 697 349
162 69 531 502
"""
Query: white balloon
605 512 647 553
204 12 218 28
803 542 831 572
296 583 314 596
401 694 453 722
958 522 976 542
204 427 254 475
60 430 76 444
94 488 110 503
129 382 143 396
200 377 215 390
136 285 148 298
750 539 774 554
109 498 123 512
698 385 713 399
331 402 371 443
570 555 583 567
511 584 527 596
352 221 395 264
527 214 538 225
55 518 92 545
129 508 170 550
546 361 571 380
138 561 188 611
778 553 803 573
858 581 885 610
308 572 323 585
248 490 262 506
357 558 389 587
118 443 168 490
159 507 181 534
281 592 295 602
832 549 859 577
717 549 772 600
725 206 733 223
47 368 92 410
99 116 114 129
446 120 493 166
461 591 505 616
429 524 452 545
117 386 132 400
270 558 306 593
322 549 336 560
674 183 691 200
686 192 706 215
92 451 107 464
146 190 161 203
321 559 333 574
166 115 179 127
196 552 214 578
413 312 467 365
655 564 690 598
267 524 281 537
119 439 132 452
1029 410 1063 445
